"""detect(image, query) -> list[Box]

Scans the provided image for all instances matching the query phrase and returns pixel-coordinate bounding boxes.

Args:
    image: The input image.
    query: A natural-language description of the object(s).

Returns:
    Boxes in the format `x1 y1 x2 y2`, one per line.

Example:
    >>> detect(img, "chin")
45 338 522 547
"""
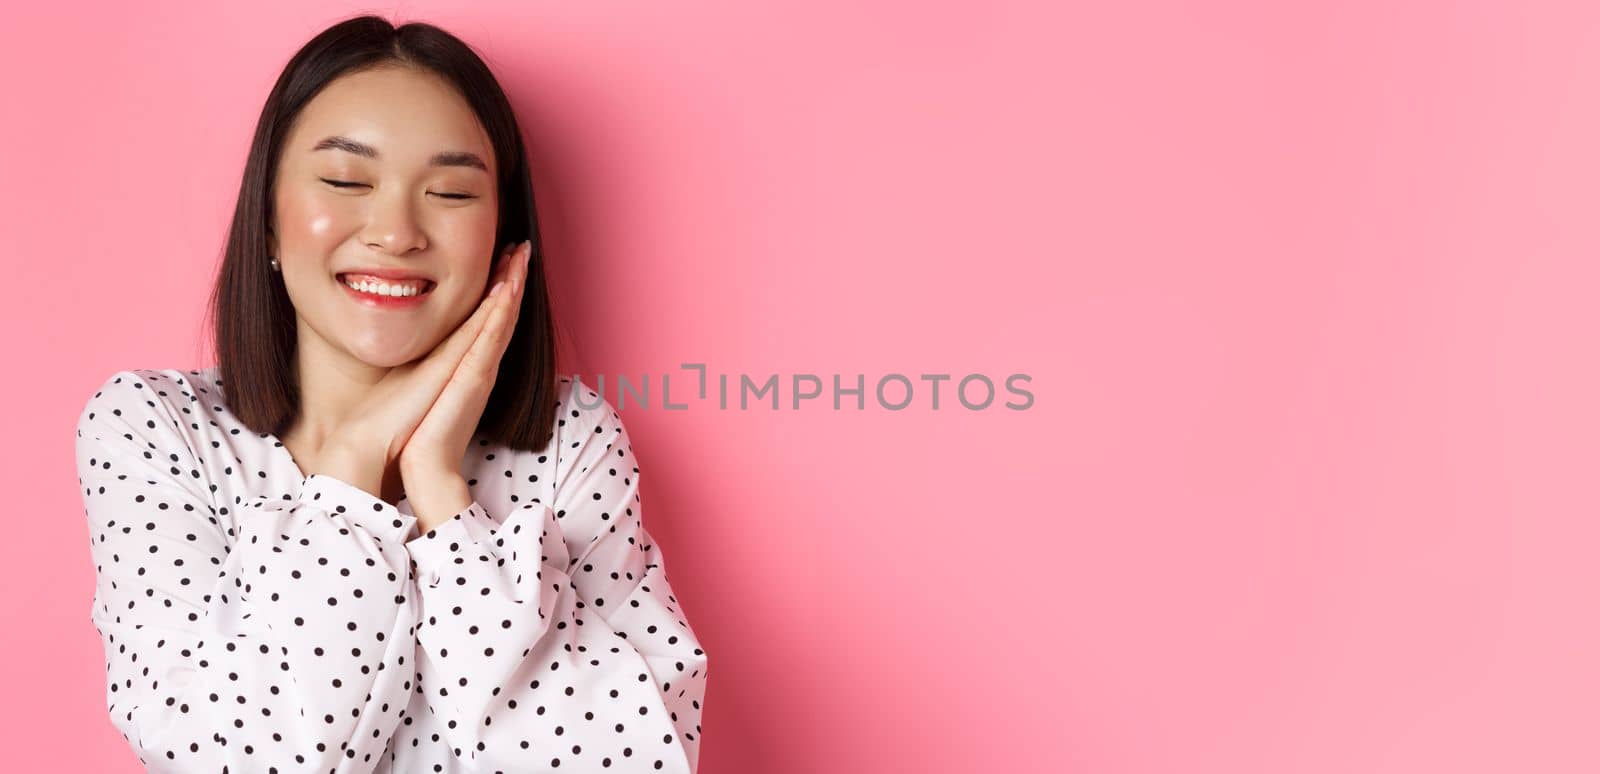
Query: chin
342 340 430 369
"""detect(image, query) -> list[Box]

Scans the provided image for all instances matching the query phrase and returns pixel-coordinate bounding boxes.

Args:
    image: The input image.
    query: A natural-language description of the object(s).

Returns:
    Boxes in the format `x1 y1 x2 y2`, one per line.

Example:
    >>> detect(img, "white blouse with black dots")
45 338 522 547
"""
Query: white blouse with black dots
74 366 709 773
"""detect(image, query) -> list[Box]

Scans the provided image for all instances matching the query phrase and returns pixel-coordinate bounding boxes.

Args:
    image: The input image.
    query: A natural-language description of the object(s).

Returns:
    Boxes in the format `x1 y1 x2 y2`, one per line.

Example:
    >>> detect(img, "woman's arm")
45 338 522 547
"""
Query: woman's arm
76 370 421 773
403 393 710 772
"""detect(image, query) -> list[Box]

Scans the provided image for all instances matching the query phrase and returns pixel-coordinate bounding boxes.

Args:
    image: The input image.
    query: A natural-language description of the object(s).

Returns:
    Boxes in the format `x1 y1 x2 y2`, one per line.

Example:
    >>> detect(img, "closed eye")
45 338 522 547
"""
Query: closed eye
319 178 477 200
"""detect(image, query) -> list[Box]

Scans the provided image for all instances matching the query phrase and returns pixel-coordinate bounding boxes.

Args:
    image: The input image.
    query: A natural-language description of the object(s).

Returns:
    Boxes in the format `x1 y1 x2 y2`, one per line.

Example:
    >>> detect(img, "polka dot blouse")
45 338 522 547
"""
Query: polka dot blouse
74 367 709 773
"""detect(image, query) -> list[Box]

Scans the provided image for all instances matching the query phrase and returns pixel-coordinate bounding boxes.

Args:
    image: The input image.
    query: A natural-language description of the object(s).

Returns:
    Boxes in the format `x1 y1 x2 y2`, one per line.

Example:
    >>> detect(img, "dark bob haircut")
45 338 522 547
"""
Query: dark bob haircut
205 14 561 453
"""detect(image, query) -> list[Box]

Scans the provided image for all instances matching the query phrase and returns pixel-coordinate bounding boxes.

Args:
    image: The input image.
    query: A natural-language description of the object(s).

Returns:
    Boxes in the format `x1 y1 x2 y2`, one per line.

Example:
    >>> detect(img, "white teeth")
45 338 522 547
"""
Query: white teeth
342 276 428 297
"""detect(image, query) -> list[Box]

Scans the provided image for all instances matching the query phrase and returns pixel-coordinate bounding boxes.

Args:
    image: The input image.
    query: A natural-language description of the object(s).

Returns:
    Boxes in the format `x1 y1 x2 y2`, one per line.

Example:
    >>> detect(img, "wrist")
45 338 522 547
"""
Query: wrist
403 470 471 532
313 443 383 496
397 458 458 489
333 421 399 466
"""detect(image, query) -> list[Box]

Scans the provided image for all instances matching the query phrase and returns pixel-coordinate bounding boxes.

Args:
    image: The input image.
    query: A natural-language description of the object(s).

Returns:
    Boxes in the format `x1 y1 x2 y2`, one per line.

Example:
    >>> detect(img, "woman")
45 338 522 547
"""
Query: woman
72 15 708 773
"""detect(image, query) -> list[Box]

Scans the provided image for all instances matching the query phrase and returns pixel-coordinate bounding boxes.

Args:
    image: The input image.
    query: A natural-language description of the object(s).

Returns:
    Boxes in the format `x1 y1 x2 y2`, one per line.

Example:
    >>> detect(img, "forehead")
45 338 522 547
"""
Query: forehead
287 66 494 171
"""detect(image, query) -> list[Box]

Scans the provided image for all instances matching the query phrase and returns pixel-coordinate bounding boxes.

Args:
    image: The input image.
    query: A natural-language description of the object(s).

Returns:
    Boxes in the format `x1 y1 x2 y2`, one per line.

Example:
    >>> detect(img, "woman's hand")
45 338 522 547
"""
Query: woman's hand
324 241 527 483
397 240 530 505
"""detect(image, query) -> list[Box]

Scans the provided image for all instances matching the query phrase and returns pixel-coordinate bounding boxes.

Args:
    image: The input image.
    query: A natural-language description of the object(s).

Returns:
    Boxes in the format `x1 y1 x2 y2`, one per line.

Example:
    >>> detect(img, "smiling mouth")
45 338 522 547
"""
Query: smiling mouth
336 274 437 297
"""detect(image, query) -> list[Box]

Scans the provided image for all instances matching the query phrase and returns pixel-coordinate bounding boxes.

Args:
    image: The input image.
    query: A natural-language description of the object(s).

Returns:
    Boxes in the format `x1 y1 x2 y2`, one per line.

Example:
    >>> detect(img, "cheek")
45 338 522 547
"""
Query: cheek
440 206 498 249
437 212 500 274
276 192 351 250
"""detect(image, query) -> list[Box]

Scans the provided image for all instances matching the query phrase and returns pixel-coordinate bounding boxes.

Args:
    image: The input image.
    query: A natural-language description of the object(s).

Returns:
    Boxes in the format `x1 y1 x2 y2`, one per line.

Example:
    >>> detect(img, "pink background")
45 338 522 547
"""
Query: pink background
3 1 1598 771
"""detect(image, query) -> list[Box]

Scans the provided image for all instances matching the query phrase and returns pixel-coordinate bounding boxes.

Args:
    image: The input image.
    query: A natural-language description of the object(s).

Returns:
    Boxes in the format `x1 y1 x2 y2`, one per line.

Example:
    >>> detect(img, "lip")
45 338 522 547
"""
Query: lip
337 273 435 309
338 266 435 281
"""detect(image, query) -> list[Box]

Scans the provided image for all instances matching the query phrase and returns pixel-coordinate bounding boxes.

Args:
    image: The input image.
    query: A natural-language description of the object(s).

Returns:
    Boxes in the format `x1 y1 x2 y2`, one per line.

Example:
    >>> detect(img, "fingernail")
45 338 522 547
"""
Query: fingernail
490 280 506 296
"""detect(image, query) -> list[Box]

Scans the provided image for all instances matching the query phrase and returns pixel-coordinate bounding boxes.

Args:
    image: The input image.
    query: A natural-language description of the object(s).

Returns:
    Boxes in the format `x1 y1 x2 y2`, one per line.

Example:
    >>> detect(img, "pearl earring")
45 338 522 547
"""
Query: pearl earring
269 256 280 272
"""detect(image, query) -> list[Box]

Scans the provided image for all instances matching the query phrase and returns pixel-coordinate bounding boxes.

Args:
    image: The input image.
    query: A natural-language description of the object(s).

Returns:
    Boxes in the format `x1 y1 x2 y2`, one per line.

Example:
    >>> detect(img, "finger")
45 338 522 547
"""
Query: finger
423 283 498 370
490 241 520 294
416 244 518 380
487 242 529 357
448 242 519 341
475 243 526 362
509 240 530 294
446 255 523 396
492 265 522 360
432 239 518 375
456 273 517 381
503 241 530 329
467 241 525 350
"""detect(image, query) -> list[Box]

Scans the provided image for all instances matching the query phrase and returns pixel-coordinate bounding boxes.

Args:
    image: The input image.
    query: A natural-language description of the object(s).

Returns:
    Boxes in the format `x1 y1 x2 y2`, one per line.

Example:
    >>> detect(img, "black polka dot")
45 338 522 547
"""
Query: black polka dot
77 368 708 771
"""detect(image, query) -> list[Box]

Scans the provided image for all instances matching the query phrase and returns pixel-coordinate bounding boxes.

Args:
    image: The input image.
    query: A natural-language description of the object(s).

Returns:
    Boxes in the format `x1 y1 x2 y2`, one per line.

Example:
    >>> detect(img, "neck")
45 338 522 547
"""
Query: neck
286 321 393 457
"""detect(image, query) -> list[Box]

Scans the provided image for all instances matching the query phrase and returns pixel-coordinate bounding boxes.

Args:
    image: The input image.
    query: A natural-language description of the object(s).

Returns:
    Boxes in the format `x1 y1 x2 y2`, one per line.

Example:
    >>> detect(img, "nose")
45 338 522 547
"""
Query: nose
360 186 428 256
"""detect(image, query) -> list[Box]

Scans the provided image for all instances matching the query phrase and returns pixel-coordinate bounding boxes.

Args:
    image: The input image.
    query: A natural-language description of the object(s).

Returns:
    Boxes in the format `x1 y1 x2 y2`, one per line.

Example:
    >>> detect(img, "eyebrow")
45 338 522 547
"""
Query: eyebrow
311 135 489 172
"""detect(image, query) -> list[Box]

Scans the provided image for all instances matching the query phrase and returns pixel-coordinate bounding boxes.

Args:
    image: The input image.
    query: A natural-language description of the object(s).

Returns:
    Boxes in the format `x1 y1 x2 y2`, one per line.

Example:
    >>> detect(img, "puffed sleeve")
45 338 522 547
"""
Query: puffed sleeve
75 370 421 773
404 382 709 772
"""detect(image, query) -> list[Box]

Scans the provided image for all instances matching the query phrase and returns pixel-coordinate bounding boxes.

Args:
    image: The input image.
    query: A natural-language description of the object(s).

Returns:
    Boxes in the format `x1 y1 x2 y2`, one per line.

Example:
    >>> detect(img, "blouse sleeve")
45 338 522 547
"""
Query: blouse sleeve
75 370 422 773
403 387 709 772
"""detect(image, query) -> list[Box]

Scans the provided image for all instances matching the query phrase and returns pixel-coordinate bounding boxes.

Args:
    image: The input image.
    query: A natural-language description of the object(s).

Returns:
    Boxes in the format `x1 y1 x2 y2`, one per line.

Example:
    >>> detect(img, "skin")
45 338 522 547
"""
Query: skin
266 64 528 532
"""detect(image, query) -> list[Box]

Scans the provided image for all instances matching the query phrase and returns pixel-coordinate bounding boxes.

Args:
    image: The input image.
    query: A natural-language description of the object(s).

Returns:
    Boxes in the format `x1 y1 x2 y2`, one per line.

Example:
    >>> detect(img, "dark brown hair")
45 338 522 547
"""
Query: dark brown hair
205 14 560 452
